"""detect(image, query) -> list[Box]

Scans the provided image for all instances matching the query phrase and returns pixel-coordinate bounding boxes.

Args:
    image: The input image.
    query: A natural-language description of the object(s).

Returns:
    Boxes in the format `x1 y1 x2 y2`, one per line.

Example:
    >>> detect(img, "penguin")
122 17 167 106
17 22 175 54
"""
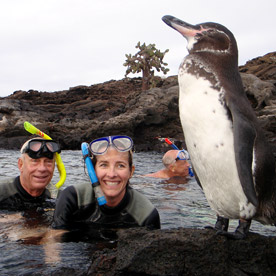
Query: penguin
162 15 276 239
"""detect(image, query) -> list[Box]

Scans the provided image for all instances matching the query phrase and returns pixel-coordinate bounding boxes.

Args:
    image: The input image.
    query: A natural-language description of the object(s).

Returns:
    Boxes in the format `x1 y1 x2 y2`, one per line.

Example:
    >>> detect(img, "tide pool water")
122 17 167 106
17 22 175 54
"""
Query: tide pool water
0 149 275 274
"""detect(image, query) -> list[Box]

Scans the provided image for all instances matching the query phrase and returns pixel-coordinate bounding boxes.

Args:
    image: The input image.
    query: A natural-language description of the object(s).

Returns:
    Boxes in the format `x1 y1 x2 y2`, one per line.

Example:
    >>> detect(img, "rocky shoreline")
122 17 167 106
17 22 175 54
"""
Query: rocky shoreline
87 227 276 276
39 227 276 276
0 52 275 155
1 52 276 275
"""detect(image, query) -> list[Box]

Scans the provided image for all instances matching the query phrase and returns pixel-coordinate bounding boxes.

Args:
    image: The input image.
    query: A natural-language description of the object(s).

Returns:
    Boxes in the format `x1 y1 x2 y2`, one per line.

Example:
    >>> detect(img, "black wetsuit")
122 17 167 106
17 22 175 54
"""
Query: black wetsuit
52 183 160 230
0 176 54 211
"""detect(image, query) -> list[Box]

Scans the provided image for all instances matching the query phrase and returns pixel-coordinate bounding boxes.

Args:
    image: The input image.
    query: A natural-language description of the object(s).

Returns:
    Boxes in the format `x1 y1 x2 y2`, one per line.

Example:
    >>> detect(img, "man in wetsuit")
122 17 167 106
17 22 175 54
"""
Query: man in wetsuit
0 137 61 211
52 135 160 231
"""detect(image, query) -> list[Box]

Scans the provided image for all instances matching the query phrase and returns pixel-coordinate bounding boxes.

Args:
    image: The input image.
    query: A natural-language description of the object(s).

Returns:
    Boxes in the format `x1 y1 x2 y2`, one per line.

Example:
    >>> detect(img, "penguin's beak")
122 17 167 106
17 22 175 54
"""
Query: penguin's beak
162 15 202 38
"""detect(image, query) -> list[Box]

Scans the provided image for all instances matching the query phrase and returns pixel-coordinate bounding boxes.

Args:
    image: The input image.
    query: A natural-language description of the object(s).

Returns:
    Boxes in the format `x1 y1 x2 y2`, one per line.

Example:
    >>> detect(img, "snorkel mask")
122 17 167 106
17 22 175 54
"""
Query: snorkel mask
89 135 133 155
175 149 190 161
21 138 61 160
174 149 194 177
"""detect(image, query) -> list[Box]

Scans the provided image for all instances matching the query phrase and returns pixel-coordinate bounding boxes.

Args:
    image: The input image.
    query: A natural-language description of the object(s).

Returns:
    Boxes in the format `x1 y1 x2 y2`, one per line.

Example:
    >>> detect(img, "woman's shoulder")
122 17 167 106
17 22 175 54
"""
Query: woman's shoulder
126 188 156 221
128 187 152 202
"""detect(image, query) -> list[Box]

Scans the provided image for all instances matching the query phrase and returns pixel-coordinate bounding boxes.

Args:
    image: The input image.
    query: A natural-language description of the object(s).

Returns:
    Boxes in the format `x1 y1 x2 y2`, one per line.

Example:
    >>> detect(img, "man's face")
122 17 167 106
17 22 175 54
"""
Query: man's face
174 159 190 176
18 154 55 196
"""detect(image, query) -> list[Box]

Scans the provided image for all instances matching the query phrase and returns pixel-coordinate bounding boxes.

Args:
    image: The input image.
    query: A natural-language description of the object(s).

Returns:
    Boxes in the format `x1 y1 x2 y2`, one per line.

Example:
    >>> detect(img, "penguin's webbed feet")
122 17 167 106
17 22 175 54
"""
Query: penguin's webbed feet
217 219 251 240
205 215 229 232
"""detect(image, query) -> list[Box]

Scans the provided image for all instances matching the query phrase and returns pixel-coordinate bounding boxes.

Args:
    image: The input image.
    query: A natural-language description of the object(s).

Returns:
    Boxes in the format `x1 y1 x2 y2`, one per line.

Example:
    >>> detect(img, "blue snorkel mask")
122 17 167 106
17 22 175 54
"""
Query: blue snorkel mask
89 135 133 155
175 149 190 161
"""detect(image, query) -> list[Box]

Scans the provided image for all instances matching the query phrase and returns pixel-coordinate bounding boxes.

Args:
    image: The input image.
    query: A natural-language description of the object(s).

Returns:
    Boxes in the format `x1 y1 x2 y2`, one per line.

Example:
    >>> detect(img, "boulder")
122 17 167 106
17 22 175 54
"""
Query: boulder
86 227 276 276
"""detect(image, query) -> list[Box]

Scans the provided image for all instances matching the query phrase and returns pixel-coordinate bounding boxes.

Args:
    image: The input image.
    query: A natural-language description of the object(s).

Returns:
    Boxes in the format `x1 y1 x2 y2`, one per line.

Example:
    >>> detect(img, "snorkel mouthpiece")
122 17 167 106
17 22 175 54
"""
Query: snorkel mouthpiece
188 167 194 177
81 142 107 206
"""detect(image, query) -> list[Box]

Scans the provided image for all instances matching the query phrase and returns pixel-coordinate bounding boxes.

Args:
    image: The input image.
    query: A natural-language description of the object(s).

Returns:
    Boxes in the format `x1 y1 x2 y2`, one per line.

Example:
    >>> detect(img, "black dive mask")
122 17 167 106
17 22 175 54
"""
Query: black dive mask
21 139 61 159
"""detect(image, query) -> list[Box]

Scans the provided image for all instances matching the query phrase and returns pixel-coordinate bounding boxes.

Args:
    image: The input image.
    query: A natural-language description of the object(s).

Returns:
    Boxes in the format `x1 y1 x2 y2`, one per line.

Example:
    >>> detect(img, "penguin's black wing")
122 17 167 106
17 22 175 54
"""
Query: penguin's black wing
193 169 202 189
228 100 258 207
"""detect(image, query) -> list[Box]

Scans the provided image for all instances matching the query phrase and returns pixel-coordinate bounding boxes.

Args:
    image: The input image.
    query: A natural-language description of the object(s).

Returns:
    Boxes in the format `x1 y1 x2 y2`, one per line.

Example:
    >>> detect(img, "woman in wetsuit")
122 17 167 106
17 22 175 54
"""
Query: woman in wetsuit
52 135 160 231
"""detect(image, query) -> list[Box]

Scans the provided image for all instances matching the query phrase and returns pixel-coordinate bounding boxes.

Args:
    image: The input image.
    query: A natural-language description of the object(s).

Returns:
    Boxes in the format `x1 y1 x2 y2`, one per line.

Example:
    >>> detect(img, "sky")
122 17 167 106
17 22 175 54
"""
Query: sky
0 0 275 97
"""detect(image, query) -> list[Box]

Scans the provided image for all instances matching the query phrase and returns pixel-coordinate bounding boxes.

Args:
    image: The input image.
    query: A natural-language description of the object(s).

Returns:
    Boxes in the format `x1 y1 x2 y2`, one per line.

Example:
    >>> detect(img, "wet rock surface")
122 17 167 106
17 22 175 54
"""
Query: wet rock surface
61 227 276 276
33 227 276 276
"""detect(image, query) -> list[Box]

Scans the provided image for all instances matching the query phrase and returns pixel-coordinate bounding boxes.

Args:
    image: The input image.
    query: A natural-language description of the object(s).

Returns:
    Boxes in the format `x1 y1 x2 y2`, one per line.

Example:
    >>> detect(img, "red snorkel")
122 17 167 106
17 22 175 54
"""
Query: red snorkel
164 138 179 150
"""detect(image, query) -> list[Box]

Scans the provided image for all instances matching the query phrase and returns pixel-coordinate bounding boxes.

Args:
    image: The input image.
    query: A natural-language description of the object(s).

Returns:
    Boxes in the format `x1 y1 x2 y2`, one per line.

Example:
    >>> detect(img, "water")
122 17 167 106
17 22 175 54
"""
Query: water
0 149 275 275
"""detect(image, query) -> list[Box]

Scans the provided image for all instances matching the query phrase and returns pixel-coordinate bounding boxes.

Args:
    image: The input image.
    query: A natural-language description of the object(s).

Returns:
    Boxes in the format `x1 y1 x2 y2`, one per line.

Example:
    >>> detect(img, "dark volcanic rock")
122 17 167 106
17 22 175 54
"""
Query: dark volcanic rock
86 227 276 276
0 53 275 154
239 52 276 82
0 77 182 151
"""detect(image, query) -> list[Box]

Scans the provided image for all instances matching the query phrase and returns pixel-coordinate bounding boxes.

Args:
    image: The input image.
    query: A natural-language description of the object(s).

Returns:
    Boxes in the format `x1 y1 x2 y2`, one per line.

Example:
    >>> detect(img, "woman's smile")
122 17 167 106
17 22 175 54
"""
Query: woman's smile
104 181 120 187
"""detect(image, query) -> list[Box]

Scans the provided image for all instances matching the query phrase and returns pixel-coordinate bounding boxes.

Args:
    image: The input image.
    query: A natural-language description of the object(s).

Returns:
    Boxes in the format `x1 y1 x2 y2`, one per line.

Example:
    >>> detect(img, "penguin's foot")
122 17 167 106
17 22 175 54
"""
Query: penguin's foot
205 216 229 232
216 230 246 240
217 219 251 240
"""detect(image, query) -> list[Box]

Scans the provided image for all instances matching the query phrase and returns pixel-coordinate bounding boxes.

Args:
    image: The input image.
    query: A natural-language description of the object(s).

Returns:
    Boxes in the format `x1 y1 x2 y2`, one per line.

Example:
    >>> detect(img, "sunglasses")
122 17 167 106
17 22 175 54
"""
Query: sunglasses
89 135 133 155
175 149 190 161
21 139 61 159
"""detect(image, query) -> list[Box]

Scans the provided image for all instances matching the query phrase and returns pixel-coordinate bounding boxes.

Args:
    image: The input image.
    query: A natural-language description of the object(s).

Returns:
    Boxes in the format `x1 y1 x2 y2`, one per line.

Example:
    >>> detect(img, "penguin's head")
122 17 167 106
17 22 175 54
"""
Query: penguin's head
162 15 238 61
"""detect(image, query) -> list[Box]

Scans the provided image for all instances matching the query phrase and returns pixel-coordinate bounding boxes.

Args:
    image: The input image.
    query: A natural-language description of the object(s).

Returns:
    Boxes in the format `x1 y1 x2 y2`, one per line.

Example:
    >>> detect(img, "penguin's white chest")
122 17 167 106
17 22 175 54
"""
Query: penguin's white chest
178 67 256 219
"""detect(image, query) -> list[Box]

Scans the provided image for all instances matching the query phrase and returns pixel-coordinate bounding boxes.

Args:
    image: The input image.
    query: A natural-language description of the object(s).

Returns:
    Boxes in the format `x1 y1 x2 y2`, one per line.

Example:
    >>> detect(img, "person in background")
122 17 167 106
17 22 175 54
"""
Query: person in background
52 135 160 230
0 137 61 211
144 150 191 183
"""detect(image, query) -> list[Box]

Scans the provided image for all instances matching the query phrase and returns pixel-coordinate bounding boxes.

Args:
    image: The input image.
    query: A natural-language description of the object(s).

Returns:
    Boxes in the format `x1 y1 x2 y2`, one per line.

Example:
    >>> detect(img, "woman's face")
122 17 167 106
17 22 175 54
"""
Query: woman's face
95 147 135 206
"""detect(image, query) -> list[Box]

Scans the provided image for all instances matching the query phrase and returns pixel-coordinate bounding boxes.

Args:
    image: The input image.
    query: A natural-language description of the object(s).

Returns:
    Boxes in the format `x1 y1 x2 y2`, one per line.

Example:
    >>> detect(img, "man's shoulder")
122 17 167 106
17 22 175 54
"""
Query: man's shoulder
0 177 17 201
144 170 169 179
0 177 16 185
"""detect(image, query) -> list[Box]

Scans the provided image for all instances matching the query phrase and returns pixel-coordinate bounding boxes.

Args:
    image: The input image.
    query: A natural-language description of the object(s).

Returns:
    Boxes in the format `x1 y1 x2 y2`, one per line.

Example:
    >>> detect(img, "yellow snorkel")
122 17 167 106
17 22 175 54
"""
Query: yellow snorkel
23 121 66 189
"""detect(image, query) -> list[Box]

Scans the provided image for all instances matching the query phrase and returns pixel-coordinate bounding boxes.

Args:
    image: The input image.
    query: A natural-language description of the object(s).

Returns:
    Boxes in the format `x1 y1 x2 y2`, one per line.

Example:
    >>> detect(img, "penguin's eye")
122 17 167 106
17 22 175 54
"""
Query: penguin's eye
204 29 216 35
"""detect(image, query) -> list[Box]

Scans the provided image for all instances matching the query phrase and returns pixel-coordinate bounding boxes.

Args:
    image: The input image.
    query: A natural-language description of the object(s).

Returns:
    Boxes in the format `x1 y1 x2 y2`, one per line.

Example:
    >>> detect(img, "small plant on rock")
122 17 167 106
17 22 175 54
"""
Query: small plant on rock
123 42 169 91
